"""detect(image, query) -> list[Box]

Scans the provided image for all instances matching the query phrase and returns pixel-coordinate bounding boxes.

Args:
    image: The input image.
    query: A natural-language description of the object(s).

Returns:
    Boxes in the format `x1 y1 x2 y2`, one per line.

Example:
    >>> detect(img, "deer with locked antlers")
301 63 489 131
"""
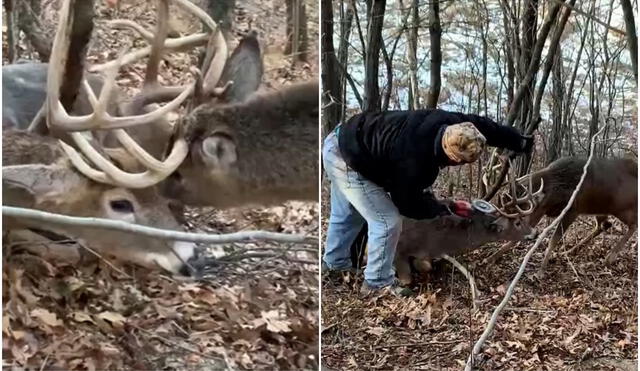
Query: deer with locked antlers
3 0 318 273
483 156 637 276
3 129 199 275
3 0 318 206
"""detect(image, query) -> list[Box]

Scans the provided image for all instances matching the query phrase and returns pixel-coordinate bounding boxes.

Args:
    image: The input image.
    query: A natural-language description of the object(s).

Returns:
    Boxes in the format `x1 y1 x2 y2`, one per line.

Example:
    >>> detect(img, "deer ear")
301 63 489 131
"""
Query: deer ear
3 164 90 207
218 32 263 103
200 134 237 172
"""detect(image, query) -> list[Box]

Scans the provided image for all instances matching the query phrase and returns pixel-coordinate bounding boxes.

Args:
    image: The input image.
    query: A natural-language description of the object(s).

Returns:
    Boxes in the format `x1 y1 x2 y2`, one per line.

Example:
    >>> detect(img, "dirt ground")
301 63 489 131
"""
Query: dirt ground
2 0 319 370
320 178 638 371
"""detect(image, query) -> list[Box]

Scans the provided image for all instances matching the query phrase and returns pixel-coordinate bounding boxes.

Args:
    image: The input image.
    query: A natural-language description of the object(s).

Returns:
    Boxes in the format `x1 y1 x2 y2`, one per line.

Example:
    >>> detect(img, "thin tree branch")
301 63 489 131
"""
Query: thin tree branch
548 0 626 36
3 206 317 245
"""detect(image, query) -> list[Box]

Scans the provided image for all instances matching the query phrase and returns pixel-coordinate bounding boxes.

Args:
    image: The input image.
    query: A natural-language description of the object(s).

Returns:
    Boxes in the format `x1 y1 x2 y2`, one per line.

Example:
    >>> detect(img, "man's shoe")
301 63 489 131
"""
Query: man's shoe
360 280 414 298
322 261 360 281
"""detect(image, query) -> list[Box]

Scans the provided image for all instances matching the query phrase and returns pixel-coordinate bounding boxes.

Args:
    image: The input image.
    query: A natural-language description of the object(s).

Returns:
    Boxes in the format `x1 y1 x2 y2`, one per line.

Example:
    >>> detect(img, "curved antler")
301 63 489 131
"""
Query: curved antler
46 0 193 188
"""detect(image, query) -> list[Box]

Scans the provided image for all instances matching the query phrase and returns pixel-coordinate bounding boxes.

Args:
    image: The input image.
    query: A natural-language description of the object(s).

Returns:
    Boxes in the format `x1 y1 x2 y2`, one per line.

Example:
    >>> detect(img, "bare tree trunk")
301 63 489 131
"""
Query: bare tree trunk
60 0 95 112
548 48 563 164
16 0 52 61
321 0 342 136
404 0 419 109
338 2 354 120
620 0 638 83
363 0 386 112
286 0 309 62
4 0 18 62
426 0 441 109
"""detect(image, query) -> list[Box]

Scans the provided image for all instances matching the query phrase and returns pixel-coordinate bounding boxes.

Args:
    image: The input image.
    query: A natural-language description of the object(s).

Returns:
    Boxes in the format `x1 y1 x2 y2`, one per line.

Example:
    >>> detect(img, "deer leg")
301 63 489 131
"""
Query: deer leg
604 224 637 265
483 241 516 265
395 256 412 286
537 211 578 278
565 216 608 255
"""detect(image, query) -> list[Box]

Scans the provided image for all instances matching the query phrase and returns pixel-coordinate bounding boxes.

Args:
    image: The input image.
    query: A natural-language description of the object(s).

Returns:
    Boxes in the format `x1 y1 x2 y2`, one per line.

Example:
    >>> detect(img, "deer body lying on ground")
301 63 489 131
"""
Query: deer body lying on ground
395 210 533 285
486 156 637 274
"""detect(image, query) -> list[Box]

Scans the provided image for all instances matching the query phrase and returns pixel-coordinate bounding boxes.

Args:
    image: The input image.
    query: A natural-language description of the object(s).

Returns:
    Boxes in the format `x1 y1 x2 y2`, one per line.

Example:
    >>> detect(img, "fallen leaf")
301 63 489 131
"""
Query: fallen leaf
30 308 62 328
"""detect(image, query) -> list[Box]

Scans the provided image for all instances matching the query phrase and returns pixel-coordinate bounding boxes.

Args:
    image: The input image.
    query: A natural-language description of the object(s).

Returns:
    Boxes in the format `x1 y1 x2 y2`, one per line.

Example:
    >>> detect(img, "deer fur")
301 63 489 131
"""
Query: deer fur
2 130 197 274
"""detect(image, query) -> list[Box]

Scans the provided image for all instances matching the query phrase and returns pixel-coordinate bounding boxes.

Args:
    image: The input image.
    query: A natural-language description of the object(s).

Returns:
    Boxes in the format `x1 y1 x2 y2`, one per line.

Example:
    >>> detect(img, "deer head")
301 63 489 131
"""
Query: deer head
3 130 198 275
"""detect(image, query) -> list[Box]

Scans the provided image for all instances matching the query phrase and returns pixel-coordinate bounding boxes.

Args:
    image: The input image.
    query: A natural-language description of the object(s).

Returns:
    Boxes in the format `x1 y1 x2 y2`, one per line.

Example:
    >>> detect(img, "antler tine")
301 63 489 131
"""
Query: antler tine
59 132 188 188
173 0 218 31
143 0 169 89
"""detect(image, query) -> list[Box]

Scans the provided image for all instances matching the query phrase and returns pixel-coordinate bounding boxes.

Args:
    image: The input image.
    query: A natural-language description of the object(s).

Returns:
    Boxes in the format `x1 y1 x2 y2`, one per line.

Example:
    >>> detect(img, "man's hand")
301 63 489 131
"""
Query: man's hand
450 200 472 218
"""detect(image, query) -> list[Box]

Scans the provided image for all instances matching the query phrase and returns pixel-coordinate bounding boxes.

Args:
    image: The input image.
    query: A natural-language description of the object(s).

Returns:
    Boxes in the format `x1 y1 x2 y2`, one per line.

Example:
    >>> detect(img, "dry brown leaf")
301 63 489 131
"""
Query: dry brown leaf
30 308 63 328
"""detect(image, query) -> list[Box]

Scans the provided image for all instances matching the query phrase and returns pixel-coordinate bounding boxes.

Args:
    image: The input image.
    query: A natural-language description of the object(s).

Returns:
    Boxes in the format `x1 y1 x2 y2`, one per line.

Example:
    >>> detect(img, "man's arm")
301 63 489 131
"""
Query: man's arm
458 113 527 152
389 184 451 219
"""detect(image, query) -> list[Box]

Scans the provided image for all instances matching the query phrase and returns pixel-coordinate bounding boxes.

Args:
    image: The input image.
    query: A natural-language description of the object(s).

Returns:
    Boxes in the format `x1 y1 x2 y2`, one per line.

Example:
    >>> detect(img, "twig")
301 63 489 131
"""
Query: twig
3 206 317 245
464 124 606 371
373 339 461 349
132 325 225 363
442 254 479 310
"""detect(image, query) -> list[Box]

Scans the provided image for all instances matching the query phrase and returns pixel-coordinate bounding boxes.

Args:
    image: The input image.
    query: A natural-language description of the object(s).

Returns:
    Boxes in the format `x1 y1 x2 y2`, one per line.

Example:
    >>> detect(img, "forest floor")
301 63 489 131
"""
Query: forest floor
320 178 638 371
2 0 319 370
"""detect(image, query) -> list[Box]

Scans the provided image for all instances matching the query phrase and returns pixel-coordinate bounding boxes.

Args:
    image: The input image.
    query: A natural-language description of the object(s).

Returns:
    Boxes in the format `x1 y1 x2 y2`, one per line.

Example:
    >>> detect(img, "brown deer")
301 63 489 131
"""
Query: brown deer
484 156 638 275
394 198 538 285
3 130 198 275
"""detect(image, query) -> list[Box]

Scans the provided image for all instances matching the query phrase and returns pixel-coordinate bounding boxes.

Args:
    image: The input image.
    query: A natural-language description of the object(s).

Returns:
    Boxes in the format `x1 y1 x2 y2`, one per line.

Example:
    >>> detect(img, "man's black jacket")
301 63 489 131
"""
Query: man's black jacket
337 109 526 220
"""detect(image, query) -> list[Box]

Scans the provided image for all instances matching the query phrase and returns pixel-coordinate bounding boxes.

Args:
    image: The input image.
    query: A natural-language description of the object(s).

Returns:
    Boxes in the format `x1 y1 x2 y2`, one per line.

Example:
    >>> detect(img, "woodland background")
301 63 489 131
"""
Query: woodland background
321 0 638 370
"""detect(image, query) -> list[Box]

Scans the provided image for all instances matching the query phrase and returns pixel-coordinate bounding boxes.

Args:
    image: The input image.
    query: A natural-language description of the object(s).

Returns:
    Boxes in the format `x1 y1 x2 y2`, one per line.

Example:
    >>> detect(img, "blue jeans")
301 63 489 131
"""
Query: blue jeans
322 130 402 288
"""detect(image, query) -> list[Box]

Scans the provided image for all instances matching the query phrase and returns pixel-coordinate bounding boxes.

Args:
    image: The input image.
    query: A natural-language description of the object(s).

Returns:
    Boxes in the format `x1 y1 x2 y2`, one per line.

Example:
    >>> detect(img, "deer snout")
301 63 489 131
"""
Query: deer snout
146 241 200 276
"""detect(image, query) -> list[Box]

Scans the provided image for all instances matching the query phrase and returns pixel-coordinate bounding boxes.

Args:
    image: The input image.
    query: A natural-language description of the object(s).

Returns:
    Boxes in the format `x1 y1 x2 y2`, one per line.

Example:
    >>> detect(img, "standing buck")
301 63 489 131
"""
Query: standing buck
3 130 198 275
484 156 637 275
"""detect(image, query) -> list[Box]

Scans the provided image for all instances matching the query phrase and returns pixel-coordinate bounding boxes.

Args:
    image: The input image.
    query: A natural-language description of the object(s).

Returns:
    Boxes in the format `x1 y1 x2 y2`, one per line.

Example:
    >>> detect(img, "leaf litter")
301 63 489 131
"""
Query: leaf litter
320 178 637 371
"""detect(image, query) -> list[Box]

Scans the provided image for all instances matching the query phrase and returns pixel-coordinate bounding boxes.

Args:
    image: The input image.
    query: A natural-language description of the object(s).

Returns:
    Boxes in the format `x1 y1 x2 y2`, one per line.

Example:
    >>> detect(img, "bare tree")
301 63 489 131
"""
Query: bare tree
426 0 442 109
285 0 309 62
321 0 342 135
362 0 386 112
620 0 638 83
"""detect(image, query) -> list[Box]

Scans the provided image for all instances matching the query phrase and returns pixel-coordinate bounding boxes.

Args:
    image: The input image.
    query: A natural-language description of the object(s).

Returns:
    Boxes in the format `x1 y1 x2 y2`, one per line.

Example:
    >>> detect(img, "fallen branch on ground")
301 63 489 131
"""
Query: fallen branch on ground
3 206 318 245
442 254 480 310
464 124 606 371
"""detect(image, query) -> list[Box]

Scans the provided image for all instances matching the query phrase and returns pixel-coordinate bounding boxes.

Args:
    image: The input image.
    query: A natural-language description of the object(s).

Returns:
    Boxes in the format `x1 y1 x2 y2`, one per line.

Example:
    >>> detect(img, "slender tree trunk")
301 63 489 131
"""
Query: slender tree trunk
5 0 17 62
548 48 563 164
426 0 441 109
286 0 309 62
620 0 638 83
363 0 386 112
338 2 354 121
404 0 419 109
321 0 342 136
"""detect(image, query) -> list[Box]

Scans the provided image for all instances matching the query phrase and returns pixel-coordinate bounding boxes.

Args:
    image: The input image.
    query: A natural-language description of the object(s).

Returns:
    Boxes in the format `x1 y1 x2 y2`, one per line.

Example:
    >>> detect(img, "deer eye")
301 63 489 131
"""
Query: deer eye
110 199 135 213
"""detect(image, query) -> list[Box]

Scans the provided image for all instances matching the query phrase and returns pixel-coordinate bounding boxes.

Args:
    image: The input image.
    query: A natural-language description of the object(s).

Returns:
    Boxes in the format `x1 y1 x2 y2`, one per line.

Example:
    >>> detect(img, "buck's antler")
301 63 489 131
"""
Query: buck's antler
46 0 210 188
492 159 544 218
